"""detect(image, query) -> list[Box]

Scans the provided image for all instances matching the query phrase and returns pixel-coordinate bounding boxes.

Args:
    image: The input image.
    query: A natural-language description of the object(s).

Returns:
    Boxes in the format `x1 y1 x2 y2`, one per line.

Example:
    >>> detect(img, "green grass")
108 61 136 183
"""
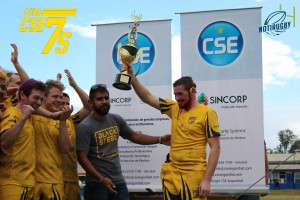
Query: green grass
261 190 300 200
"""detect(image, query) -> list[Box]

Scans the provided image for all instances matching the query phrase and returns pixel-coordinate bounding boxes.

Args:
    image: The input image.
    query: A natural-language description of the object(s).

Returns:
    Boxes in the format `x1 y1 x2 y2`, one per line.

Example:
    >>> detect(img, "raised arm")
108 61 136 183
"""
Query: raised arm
58 105 73 153
122 64 160 110
65 69 91 123
10 44 30 82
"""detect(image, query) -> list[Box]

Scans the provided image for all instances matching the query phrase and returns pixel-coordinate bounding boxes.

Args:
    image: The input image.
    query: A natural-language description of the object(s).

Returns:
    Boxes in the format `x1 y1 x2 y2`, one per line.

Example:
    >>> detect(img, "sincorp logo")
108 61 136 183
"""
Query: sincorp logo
210 95 247 104
112 32 155 75
198 21 243 66
197 92 209 106
197 93 248 105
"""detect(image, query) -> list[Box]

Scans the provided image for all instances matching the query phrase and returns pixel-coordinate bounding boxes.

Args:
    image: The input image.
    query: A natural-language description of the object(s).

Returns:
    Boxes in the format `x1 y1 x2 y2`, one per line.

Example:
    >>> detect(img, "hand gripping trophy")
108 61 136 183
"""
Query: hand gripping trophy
113 12 142 90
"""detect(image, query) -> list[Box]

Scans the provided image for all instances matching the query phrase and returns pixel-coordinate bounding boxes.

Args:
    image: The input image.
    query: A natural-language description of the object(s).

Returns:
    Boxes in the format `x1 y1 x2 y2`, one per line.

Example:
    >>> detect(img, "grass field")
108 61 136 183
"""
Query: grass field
260 189 300 200
81 190 300 200
128 190 300 200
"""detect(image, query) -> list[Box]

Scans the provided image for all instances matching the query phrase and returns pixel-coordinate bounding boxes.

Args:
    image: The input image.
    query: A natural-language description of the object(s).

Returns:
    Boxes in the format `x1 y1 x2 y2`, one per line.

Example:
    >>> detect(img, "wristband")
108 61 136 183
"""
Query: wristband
98 177 103 183
158 136 163 144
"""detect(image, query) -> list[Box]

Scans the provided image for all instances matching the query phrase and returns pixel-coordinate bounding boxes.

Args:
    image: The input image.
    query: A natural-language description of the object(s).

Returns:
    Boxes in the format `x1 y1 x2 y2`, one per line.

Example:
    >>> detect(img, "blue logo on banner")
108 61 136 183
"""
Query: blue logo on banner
198 21 243 66
112 32 155 75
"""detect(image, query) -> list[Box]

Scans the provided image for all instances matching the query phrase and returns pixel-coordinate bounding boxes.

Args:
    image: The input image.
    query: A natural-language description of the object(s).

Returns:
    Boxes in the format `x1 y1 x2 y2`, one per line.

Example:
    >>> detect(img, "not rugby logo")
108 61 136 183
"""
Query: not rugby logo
259 4 296 36
259 11 291 36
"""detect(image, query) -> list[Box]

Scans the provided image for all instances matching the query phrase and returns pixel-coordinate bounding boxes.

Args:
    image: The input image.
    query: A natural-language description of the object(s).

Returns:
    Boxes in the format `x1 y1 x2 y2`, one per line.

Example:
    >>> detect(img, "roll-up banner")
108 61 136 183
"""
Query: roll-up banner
179 7 267 195
94 19 172 193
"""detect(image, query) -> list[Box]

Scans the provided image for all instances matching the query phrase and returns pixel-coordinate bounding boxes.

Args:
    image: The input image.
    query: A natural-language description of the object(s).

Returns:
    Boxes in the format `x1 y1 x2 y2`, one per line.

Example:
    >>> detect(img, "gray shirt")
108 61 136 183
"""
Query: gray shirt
76 113 134 184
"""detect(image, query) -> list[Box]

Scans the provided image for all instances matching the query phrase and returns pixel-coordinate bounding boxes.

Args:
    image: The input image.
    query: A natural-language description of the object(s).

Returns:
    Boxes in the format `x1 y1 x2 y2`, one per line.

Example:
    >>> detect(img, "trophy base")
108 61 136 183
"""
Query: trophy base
112 73 132 90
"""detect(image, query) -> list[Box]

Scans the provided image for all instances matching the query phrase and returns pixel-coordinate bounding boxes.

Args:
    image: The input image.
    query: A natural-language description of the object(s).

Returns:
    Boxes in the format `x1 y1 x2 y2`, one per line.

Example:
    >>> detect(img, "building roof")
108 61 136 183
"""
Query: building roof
267 153 300 170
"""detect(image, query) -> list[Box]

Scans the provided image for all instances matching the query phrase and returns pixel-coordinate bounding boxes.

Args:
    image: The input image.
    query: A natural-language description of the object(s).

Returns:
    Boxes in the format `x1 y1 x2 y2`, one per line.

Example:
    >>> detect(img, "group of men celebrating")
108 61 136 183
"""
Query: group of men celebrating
0 43 221 200
0 44 91 200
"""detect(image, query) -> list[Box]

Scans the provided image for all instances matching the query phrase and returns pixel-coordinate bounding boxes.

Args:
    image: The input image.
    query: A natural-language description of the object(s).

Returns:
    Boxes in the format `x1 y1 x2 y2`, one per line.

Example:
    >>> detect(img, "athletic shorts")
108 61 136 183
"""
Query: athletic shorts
0 185 34 200
64 181 81 200
160 162 206 200
34 182 64 200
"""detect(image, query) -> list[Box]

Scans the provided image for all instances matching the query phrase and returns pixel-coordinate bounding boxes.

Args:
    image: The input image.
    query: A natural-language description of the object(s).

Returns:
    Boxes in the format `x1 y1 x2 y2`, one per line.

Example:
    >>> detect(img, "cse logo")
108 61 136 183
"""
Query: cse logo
112 33 155 75
198 21 243 66
19 8 77 54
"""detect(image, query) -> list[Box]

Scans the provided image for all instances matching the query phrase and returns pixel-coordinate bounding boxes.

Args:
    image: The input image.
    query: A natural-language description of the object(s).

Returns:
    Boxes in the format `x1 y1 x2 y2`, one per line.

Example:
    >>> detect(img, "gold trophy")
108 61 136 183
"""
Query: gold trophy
113 12 142 90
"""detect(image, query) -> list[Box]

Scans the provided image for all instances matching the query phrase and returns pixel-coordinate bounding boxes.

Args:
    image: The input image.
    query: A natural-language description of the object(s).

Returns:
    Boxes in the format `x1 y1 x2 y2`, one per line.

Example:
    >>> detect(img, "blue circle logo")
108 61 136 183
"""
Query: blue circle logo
198 21 243 66
112 32 155 75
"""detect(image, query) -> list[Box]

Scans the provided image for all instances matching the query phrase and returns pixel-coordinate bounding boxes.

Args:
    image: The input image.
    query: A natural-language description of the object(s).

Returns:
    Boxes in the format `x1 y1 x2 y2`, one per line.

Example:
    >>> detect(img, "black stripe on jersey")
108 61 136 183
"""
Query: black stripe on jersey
205 113 220 138
159 98 173 113
20 187 28 200
71 111 80 124
52 185 61 200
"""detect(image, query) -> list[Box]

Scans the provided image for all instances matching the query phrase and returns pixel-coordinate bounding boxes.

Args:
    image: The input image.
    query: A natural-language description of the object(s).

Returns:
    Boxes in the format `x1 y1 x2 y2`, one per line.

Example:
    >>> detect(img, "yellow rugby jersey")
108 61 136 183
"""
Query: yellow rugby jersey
61 112 80 183
0 107 35 187
159 98 220 171
4 93 18 109
33 115 63 184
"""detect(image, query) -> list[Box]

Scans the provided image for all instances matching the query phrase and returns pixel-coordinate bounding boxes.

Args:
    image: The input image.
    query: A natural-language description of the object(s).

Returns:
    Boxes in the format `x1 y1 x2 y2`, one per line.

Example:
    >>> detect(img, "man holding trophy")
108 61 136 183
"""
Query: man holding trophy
120 17 221 199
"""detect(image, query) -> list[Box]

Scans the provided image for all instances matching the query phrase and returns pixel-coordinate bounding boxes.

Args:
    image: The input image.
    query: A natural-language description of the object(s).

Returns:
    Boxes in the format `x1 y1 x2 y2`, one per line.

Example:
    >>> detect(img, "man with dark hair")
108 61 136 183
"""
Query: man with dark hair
0 79 46 199
76 84 170 200
123 64 221 200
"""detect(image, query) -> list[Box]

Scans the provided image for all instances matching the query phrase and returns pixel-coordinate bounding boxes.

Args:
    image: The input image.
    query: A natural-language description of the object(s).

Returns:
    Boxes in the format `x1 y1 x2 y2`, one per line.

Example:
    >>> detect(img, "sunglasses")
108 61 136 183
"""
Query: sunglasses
91 84 107 90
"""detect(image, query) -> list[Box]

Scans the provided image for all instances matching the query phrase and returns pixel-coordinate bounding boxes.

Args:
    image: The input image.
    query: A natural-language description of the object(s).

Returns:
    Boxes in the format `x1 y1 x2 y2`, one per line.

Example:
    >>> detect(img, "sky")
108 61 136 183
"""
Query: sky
0 0 299 149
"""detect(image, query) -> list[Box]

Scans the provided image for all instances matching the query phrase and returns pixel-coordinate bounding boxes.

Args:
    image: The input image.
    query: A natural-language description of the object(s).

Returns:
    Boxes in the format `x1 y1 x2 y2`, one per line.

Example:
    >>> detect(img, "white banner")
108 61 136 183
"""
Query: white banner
180 8 267 195
95 19 172 193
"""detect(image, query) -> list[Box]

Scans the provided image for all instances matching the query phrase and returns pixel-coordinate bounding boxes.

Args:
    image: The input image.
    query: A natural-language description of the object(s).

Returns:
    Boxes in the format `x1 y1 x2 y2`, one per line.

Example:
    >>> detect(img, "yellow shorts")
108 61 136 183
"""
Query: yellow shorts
34 182 64 200
64 181 81 200
0 185 34 200
160 162 206 200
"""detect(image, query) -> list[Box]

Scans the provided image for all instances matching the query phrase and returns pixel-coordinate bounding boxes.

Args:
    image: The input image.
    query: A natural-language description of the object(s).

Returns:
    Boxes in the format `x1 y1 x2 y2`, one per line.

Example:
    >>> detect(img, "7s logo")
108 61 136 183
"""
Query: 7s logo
20 8 77 54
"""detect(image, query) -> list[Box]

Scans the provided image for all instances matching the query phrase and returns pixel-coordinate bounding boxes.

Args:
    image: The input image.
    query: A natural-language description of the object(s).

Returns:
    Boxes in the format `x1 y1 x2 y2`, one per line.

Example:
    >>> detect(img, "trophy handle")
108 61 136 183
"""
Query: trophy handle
133 48 142 63
117 43 128 75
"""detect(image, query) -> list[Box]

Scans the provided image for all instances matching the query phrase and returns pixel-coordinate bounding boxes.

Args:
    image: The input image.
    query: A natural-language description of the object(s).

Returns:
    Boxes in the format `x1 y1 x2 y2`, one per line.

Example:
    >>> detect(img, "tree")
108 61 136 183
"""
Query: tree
289 140 300 153
267 148 274 154
277 129 297 153
274 144 284 154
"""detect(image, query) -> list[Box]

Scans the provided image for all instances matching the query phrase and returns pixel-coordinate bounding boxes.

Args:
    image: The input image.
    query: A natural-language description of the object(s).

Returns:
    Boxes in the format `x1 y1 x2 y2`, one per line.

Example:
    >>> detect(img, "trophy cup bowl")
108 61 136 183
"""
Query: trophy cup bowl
113 12 141 91
113 44 139 90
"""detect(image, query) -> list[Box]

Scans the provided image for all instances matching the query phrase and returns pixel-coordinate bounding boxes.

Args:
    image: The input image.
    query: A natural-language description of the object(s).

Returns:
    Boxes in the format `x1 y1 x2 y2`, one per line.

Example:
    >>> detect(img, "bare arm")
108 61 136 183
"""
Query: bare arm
199 136 221 198
122 64 160 110
10 44 30 82
58 105 73 153
34 106 62 119
77 151 117 194
65 69 91 123
129 132 170 146
1 105 33 148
